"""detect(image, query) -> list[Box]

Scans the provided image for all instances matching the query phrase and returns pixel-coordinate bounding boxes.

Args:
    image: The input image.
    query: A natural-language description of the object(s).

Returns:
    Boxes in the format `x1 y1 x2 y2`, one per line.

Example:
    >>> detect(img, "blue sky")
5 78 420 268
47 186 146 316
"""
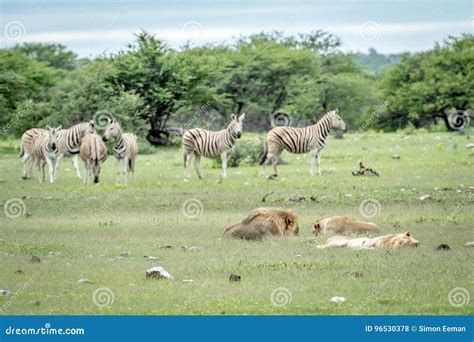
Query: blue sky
0 0 472 57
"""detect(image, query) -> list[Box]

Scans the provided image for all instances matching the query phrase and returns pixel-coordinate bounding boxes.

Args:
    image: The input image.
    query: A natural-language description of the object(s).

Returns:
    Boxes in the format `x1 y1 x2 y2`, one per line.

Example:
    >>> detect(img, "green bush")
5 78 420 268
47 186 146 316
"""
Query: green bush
212 135 264 168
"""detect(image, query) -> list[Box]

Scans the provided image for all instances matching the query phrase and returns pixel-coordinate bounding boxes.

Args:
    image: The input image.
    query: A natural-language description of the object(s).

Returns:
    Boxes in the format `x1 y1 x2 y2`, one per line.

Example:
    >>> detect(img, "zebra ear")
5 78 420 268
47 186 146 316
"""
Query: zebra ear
46 125 52 131
239 113 246 121
231 114 236 121
56 125 62 131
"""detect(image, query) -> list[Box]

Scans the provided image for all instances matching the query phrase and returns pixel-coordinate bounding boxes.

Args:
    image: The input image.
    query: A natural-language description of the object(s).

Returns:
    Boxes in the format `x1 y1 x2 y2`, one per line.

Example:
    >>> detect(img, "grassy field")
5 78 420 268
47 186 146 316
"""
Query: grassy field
0 132 473 315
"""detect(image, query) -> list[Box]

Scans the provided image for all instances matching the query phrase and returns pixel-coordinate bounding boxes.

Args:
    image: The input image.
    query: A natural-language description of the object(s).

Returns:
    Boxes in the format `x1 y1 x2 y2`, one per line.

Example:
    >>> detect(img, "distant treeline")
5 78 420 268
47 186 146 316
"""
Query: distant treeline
0 31 472 145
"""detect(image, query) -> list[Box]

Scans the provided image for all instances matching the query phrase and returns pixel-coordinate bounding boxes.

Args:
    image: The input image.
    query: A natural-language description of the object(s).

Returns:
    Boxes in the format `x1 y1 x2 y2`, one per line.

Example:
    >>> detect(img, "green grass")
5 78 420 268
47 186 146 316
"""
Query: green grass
0 132 473 315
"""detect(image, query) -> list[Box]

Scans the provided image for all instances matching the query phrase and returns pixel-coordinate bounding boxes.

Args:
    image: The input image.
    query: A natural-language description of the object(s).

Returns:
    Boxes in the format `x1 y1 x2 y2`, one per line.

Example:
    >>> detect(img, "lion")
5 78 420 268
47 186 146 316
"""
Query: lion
224 207 299 240
312 216 380 236
316 231 420 249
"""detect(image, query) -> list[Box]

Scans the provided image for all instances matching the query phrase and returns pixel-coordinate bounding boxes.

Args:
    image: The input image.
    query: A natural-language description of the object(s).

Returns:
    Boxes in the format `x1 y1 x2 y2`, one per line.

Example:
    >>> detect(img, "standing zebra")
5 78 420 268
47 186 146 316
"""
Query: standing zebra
80 133 108 184
32 126 62 183
102 118 139 184
20 121 95 180
260 109 346 177
182 113 245 180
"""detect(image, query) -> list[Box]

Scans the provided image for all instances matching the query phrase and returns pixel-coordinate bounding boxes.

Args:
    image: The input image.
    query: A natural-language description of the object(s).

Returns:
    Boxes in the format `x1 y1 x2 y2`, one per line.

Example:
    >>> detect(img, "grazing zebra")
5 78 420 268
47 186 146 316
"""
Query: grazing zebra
260 109 346 177
182 113 245 180
80 133 108 184
32 126 62 183
102 118 138 183
20 121 95 180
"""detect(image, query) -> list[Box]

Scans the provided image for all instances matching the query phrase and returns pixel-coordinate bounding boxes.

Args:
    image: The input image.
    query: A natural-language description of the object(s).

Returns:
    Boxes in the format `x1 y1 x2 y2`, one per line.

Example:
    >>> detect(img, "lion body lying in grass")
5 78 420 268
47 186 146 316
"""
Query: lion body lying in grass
316 232 419 249
224 207 299 240
312 216 380 236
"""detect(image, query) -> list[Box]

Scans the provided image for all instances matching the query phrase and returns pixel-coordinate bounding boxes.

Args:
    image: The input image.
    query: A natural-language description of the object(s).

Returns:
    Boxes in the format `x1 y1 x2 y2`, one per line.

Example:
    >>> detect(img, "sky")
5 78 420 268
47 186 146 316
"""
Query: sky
0 0 472 57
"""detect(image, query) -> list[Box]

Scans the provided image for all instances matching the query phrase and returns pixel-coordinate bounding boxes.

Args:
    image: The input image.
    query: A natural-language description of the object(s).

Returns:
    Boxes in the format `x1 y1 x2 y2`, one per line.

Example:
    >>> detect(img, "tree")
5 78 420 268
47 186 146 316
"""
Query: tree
110 32 214 145
380 34 474 130
13 43 78 70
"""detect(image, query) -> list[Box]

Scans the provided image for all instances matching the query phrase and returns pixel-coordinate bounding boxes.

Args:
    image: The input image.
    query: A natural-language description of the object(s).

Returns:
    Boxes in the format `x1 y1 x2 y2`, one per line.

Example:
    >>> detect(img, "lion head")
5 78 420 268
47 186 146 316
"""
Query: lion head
380 231 420 247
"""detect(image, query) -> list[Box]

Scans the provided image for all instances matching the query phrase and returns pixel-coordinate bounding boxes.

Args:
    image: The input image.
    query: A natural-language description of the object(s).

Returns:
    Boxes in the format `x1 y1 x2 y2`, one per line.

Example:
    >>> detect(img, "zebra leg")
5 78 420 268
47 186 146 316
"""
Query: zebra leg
21 152 31 179
115 158 123 184
220 152 228 179
194 154 203 179
270 152 280 177
71 154 81 179
183 152 192 180
27 155 35 179
39 160 46 183
309 150 318 176
83 161 89 185
129 157 135 183
123 157 129 184
46 158 55 183
316 151 321 176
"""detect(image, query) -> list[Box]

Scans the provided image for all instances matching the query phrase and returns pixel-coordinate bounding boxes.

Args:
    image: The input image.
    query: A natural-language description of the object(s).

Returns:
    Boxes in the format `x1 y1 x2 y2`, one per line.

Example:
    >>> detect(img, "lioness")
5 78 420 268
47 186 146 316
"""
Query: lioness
224 207 299 240
316 231 420 249
312 216 380 236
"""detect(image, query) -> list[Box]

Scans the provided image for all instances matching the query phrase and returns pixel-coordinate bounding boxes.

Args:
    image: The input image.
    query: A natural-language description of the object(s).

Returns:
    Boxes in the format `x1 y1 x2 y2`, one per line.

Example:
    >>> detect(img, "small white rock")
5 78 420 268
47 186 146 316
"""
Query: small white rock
183 279 194 283
419 195 431 201
77 278 94 284
329 296 347 303
0 289 15 297
146 266 173 280
145 256 159 262
465 242 474 247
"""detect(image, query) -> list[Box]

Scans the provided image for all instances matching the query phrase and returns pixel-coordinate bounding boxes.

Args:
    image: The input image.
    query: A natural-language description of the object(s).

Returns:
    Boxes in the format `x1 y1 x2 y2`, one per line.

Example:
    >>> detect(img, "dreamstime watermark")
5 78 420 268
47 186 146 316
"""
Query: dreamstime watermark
176 281 209 314
356 101 389 134
3 21 26 41
448 287 470 308
352 281 386 314
271 112 292 127
92 287 115 308
93 110 114 130
270 287 292 307
440 191 473 227
359 21 381 41
445 109 470 131
359 198 381 219
1 101 34 136
1 278 34 313
3 198 26 219
181 198 204 219
182 21 204 41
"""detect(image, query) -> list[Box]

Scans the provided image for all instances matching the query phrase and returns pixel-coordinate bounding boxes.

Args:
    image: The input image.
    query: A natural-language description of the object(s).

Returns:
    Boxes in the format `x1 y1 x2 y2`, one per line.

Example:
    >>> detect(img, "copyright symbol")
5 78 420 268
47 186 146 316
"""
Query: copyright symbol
411 325 417 332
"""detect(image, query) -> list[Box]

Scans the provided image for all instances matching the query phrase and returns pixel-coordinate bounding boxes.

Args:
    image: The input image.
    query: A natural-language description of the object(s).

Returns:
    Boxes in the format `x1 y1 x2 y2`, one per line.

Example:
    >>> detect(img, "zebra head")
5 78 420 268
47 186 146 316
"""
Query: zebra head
229 113 245 139
102 118 121 142
45 125 62 152
330 109 346 131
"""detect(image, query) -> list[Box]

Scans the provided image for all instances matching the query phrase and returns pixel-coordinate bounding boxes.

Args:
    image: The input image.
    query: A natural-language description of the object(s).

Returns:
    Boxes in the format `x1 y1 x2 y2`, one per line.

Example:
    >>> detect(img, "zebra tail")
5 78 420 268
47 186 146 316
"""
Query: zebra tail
19 145 24 158
259 141 268 165
128 158 132 171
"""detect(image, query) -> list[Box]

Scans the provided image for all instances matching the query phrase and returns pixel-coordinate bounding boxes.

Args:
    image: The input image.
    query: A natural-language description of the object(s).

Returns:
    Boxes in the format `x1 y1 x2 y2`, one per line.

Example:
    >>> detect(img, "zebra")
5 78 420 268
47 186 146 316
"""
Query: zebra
80 133 108 184
32 126 62 183
260 109 346 178
102 118 139 184
182 113 245 180
20 121 95 180
20 128 47 179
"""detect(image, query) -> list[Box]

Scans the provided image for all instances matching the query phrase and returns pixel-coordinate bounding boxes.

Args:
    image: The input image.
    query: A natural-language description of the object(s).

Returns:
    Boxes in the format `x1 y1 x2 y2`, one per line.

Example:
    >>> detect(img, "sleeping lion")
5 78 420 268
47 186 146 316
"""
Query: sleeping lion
316 231 420 249
312 216 380 236
224 207 299 240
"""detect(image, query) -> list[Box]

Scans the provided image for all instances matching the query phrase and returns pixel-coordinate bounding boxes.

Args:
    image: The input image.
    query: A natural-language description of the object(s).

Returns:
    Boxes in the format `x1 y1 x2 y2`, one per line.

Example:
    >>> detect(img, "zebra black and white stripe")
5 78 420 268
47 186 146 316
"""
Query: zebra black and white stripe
260 109 346 177
55 121 96 179
32 126 62 183
20 121 95 180
80 133 108 184
102 118 138 184
182 113 245 179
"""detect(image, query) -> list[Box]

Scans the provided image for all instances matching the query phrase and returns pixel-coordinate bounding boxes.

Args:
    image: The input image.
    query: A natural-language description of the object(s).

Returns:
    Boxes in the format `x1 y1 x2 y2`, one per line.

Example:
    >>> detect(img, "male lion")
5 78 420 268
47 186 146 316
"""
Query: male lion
316 231 420 249
224 207 299 240
312 216 380 236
